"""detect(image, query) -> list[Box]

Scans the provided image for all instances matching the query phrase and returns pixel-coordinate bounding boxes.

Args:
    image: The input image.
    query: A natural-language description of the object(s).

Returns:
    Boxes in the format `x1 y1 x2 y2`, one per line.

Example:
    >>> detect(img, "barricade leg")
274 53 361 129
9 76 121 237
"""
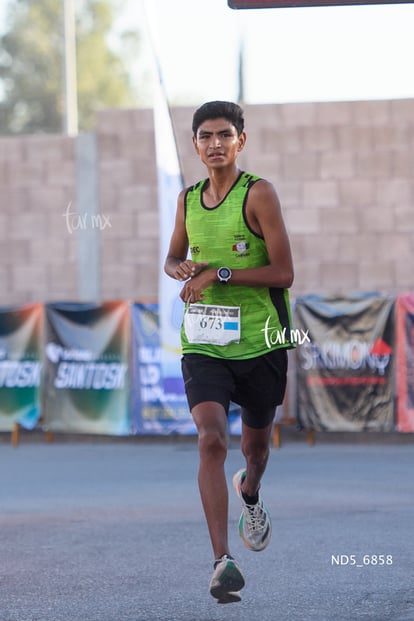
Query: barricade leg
45 431 54 443
11 422 19 448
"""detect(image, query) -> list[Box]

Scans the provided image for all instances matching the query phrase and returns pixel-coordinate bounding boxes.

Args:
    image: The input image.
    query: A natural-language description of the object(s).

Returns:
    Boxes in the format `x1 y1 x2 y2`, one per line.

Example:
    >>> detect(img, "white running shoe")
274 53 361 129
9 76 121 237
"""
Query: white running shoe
232 468 272 552
209 554 245 604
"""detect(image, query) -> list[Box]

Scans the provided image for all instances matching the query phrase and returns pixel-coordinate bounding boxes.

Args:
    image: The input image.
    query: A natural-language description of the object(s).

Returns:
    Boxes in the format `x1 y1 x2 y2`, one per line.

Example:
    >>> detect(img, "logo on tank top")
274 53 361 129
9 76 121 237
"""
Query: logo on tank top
232 235 250 257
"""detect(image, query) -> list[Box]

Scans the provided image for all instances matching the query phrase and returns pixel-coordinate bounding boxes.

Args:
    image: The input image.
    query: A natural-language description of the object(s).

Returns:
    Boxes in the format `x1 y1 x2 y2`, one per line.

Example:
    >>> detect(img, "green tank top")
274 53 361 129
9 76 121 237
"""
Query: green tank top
182 171 293 359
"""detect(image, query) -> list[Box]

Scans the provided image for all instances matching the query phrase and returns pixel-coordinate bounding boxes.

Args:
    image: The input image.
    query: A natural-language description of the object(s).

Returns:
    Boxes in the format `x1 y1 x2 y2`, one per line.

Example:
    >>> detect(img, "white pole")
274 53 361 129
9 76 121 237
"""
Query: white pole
63 0 78 135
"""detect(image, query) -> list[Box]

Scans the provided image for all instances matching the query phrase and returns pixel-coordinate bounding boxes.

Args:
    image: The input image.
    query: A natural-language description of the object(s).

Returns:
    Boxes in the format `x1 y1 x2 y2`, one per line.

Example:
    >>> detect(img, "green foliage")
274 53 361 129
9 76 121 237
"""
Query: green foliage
0 0 139 134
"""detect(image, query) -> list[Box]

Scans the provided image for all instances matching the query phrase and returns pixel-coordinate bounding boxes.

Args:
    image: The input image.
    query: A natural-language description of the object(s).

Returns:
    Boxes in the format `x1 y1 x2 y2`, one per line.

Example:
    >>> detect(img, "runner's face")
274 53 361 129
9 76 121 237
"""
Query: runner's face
193 118 245 168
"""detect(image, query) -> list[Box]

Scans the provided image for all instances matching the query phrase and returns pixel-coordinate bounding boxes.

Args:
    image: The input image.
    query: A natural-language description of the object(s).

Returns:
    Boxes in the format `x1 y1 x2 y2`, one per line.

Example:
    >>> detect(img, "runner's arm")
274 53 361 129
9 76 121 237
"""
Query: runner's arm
164 190 208 282
227 179 294 289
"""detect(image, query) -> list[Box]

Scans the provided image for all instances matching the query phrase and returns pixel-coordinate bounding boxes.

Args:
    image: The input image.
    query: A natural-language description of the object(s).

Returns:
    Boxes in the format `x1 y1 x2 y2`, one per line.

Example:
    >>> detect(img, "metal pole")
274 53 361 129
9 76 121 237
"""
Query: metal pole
63 0 78 135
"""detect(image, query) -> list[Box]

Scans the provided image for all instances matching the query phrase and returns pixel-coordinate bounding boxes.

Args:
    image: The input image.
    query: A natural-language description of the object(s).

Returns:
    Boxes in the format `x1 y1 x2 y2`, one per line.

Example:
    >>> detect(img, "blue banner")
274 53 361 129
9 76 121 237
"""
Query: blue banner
130 302 196 434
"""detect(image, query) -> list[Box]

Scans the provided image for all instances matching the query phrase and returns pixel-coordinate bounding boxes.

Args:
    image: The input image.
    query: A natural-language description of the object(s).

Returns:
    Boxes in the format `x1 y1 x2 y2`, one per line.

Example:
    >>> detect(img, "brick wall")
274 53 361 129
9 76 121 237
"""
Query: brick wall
96 108 158 301
0 135 77 305
0 99 413 305
235 100 414 299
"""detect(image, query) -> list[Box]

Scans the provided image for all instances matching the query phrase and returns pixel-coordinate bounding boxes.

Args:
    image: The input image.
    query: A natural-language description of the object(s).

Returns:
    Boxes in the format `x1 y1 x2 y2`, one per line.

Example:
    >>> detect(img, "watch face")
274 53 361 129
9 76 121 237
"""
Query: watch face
219 267 231 280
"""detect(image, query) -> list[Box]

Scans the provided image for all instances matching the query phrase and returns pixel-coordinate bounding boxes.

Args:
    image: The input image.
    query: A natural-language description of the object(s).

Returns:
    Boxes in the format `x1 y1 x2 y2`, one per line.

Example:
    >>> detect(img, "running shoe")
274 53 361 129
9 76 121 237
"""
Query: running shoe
232 468 272 552
209 554 245 604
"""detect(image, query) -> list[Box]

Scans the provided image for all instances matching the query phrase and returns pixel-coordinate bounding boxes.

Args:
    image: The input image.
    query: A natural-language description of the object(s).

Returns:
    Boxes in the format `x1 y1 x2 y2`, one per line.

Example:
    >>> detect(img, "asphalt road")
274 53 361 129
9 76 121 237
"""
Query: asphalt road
0 438 413 621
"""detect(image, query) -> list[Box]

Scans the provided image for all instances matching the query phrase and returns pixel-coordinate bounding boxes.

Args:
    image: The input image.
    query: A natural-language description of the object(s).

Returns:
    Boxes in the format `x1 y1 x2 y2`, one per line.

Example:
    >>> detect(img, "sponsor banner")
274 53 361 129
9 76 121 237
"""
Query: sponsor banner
295 294 395 432
130 302 242 435
396 293 414 432
0 303 43 431
42 301 130 435
130 302 196 434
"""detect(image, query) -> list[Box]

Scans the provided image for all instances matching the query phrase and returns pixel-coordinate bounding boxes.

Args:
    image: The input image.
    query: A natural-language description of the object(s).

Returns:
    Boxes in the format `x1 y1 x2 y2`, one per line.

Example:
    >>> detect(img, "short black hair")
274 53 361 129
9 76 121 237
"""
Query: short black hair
192 101 245 137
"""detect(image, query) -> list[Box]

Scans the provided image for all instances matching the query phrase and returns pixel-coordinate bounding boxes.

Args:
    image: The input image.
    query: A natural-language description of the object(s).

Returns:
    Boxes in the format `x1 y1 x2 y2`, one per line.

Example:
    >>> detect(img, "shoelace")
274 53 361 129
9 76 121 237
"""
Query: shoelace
244 501 267 532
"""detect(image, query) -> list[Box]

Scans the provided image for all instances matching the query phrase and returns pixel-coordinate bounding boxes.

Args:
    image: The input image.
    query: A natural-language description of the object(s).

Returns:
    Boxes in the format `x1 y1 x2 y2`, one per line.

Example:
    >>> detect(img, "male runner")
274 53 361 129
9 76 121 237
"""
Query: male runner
164 101 294 604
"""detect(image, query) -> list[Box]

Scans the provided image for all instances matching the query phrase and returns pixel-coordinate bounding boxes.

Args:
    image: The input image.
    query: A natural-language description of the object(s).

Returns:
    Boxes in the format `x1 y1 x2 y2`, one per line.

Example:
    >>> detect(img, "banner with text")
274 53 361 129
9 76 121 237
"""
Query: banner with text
42 301 130 435
0 303 43 431
130 302 196 434
396 293 414 432
295 294 395 432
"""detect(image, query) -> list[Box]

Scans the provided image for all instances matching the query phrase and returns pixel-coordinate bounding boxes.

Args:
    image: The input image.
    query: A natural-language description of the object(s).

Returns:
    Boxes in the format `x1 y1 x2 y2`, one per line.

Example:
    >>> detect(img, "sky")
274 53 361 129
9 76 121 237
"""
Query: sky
1 0 414 107
131 0 414 106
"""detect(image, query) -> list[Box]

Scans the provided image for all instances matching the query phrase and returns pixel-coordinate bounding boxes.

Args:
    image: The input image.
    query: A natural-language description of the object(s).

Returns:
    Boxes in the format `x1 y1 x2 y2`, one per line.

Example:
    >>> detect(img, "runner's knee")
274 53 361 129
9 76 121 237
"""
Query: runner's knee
198 427 227 461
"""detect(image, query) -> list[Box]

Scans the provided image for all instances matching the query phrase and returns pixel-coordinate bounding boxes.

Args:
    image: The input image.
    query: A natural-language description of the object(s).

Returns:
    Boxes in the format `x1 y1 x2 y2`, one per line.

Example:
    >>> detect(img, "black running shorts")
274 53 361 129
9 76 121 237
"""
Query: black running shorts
181 348 288 429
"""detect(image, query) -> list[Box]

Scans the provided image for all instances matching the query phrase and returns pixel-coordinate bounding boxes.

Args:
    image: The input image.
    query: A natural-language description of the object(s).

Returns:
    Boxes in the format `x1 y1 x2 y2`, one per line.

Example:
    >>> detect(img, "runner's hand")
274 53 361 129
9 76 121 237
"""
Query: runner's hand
179 268 216 304
175 260 208 282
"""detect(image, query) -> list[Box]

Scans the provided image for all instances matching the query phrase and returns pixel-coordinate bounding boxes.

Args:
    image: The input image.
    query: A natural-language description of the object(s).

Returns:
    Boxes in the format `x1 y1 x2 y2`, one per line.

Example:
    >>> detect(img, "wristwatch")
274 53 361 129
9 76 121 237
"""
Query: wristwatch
217 266 232 284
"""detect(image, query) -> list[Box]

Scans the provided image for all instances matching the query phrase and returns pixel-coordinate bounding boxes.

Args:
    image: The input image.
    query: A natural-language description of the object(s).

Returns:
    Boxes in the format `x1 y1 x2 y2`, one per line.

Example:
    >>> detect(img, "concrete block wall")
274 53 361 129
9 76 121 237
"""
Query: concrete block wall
234 99 414 299
0 99 412 305
0 135 78 305
96 108 158 301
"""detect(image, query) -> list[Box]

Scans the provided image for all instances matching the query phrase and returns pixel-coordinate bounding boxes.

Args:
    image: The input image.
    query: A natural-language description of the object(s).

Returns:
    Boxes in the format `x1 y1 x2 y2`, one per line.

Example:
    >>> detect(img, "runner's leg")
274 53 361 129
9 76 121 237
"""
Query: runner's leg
192 401 230 560
240 419 274 497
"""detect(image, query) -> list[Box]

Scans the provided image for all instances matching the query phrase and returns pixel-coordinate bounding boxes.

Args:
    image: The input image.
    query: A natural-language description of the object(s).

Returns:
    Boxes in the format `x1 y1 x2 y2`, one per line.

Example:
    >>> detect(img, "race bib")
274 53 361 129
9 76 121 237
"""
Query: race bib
184 304 240 346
